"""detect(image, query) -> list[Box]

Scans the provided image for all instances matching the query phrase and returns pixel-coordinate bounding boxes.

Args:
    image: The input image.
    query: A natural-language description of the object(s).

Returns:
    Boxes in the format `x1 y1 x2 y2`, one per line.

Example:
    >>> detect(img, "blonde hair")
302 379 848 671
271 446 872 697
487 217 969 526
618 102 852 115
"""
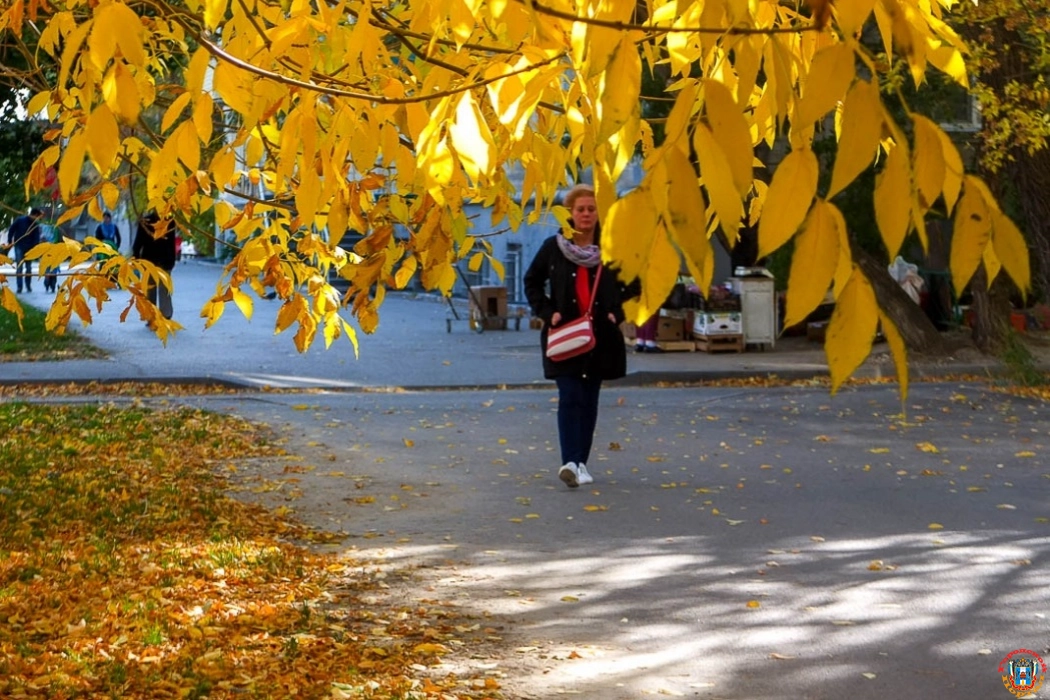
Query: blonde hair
563 183 595 211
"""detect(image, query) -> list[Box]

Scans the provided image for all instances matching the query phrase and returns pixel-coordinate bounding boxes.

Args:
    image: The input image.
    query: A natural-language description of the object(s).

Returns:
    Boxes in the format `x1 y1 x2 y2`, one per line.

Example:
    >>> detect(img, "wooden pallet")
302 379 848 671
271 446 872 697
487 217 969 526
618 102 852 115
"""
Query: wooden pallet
694 333 744 353
625 338 697 352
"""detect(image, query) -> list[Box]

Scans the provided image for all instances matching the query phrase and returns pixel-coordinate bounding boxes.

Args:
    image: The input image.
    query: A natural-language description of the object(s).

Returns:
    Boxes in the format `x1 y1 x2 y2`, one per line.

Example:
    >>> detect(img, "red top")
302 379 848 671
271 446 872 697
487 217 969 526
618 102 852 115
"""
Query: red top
575 265 591 316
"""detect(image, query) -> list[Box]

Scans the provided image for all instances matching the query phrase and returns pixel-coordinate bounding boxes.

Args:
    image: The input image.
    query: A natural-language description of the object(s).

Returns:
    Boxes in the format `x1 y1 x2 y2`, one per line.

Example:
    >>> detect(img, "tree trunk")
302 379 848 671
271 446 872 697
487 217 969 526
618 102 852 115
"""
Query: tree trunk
1007 149 1050 301
853 246 952 355
968 265 1014 353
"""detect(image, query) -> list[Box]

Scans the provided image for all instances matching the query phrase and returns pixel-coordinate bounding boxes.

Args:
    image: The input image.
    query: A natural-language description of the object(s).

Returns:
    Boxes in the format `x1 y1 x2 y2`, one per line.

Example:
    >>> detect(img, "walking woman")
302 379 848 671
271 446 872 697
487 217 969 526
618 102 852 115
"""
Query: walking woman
524 184 628 488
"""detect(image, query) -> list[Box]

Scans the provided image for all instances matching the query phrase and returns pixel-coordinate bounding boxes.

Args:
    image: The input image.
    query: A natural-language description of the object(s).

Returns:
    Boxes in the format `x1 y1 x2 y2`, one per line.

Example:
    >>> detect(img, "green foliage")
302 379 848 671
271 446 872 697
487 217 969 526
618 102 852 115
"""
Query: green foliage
0 304 105 360
1000 330 1046 387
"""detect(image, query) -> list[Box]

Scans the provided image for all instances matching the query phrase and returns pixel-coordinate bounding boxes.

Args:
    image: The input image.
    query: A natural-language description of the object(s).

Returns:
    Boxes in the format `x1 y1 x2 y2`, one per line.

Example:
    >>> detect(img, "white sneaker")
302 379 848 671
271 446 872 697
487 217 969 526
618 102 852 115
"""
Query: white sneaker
558 462 579 488
576 463 594 485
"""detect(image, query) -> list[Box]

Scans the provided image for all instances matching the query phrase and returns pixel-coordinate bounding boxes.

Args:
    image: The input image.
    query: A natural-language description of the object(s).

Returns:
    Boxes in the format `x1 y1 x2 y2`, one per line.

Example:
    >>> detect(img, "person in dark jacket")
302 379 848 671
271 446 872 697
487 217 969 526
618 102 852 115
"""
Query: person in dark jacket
524 184 627 489
95 211 122 260
132 211 177 320
9 208 43 293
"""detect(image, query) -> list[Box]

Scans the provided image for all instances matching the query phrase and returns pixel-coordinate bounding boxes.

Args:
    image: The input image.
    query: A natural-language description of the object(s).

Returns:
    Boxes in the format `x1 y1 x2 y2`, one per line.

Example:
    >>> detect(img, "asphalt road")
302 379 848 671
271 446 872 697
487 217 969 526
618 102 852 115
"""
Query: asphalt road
167 381 1050 700
4 259 1045 699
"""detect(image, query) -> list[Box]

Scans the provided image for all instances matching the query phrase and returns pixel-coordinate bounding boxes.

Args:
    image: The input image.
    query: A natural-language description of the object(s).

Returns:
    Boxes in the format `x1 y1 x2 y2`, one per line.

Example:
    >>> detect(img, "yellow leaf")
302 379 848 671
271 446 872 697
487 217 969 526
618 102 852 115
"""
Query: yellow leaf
827 79 882 199
605 185 678 323
928 45 968 89
231 287 253 320
413 643 448 655
58 18 92 92
105 2 145 67
102 62 141 124
935 128 964 215
581 25 623 78
583 504 608 512
916 441 939 453
204 0 228 31
185 46 211 94
757 147 818 258
664 147 711 290
663 81 699 145
928 523 944 530
835 0 876 37
949 176 992 294
746 600 761 608
174 122 200 172
449 92 495 184
598 35 641 142
824 267 878 393
85 104 120 176
210 148 236 189
874 311 908 398
911 116 945 212
704 79 753 195
784 199 841 328
101 182 120 211
797 43 855 126
0 287 24 330
561 595 579 602
212 62 253 115
991 209 1031 296
873 141 911 260
162 92 192 134
694 124 743 242
200 298 225 329
59 131 87 202
193 93 215 144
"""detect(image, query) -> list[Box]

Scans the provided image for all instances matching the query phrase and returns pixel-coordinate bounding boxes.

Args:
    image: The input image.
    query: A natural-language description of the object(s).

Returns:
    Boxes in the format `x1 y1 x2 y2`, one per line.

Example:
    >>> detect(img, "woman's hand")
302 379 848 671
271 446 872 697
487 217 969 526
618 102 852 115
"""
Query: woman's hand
551 312 562 327
608 313 616 323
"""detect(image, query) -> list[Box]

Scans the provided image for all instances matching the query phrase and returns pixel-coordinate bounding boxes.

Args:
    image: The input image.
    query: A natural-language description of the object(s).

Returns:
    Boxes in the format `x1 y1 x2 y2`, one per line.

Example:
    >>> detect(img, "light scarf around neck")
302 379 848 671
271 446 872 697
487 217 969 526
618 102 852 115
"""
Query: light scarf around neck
556 232 602 268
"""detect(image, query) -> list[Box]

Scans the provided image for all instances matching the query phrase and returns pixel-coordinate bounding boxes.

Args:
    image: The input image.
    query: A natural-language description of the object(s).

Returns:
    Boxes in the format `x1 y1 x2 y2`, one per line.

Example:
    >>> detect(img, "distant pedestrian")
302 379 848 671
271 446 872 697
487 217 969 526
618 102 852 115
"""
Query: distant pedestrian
634 313 662 353
132 211 177 321
9 208 43 293
41 222 62 293
95 212 122 259
524 184 628 489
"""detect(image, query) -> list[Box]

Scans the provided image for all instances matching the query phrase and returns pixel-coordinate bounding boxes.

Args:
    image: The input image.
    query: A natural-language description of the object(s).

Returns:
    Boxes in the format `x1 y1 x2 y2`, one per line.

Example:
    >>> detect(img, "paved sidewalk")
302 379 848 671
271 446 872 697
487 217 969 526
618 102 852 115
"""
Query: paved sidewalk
0 259 997 389
3 260 1047 700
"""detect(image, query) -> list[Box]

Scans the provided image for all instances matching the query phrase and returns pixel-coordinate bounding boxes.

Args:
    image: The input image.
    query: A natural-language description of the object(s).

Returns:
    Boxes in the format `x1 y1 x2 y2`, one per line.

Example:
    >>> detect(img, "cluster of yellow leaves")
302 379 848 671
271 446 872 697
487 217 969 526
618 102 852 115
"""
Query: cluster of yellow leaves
0 403 495 698
0 0 1031 386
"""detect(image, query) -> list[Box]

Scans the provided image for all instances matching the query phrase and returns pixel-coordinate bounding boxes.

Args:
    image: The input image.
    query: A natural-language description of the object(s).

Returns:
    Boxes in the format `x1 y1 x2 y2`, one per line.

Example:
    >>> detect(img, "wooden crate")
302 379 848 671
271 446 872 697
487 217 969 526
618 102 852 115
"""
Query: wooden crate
694 333 744 353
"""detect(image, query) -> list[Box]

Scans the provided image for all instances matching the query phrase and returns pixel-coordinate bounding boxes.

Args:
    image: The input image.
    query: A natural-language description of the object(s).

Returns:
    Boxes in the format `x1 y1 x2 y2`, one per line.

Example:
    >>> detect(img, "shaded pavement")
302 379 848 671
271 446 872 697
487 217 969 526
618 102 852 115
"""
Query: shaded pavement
3 260 1047 699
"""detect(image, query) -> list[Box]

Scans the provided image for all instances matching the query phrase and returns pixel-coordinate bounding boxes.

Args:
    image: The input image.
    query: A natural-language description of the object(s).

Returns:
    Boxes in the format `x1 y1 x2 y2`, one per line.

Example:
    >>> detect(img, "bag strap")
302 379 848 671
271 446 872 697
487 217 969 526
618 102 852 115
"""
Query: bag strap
585 265 602 316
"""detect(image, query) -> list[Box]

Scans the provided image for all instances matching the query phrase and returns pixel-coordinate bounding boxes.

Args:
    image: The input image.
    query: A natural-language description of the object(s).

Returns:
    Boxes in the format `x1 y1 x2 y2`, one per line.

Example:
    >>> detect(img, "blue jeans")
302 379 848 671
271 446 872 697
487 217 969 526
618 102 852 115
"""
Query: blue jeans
555 375 602 465
15 256 32 291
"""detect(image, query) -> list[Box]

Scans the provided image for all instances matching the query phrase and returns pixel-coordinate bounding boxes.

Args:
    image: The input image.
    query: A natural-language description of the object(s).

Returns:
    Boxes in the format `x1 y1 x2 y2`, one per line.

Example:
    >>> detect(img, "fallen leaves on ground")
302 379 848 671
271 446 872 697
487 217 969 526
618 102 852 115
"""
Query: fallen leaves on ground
0 402 496 699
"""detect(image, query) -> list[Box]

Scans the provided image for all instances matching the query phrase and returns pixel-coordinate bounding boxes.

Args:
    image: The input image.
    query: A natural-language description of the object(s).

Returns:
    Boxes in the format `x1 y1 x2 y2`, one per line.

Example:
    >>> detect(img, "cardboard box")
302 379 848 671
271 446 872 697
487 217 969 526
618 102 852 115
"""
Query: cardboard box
656 317 686 341
693 311 742 337
469 286 507 330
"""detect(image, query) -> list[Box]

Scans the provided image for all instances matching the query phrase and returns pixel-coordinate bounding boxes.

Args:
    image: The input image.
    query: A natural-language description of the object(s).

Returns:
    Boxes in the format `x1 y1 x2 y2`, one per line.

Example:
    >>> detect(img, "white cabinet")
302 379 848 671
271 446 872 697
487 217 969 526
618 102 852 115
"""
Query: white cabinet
730 276 777 348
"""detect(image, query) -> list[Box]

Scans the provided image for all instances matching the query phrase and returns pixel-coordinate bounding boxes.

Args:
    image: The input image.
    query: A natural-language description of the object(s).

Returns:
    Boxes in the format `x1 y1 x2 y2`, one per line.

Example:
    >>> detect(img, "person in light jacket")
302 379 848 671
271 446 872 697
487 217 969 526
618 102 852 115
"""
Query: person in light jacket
524 184 628 489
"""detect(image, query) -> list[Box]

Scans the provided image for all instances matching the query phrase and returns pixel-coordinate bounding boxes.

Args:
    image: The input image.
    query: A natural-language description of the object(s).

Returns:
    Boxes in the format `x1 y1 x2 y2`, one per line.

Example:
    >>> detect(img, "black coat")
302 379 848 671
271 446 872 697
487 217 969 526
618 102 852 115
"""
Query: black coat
132 216 176 271
9 215 40 255
524 235 627 380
